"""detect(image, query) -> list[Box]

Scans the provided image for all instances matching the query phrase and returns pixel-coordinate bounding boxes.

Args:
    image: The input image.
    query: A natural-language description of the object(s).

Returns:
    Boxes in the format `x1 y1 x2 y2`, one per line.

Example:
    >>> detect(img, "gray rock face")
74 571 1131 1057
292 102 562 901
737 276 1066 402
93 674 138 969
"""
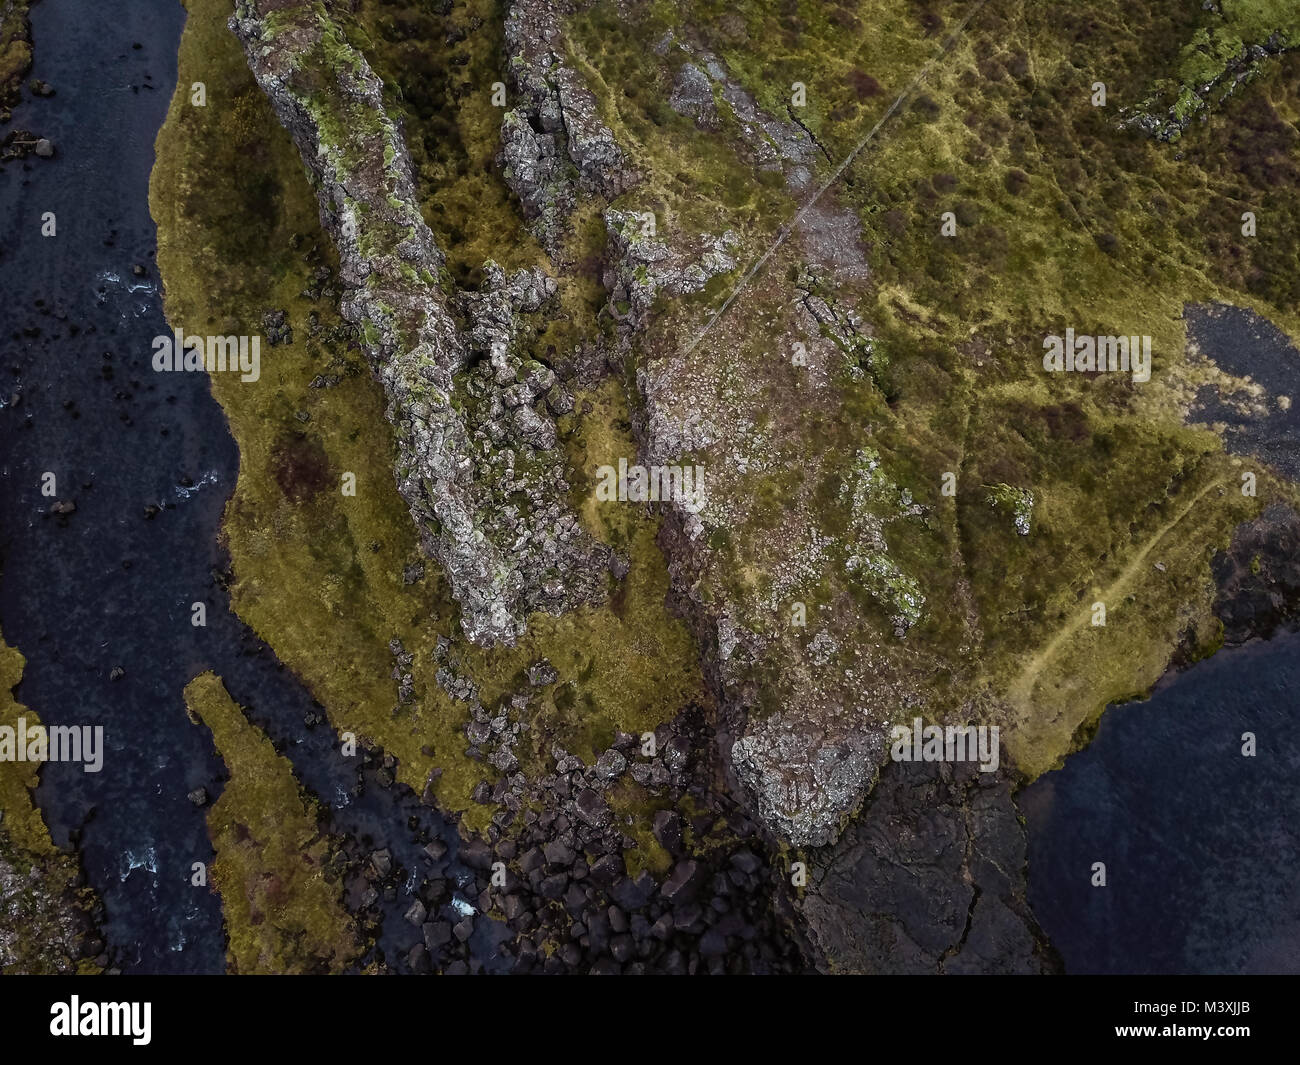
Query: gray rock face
660 34 818 170
603 208 738 329
230 1 613 646
668 62 720 130
731 718 884 849
589 42 882 852
655 33 869 281
0 843 95 973
499 0 636 251
799 759 1057 974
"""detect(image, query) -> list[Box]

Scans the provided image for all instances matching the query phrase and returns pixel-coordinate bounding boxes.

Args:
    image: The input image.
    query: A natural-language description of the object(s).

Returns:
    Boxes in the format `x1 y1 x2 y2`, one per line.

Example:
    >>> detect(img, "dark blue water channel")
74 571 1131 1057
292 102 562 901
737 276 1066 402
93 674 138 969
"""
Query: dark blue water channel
0 0 506 974
1022 630 1300 974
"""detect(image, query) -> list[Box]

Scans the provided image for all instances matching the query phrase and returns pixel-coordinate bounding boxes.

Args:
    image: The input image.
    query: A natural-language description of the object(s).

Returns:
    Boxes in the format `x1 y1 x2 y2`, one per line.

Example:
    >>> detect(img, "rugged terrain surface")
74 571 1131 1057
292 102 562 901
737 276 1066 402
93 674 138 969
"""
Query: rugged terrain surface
4 0 1300 973
230 0 617 646
0 631 101 974
168 0 1300 972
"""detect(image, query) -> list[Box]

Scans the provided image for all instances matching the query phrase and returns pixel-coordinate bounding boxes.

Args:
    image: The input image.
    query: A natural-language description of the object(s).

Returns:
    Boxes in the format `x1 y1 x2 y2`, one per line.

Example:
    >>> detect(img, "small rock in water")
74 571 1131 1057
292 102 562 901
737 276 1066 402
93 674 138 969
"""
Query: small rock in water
34 139 54 158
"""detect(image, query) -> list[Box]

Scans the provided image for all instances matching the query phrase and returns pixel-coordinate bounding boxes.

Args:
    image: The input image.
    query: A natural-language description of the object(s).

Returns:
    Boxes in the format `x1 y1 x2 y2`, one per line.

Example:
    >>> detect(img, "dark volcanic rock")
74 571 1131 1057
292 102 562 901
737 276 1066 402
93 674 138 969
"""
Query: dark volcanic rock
499 0 636 251
573 788 610 827
459 838 493 872
1211 503 1300 645
659 859 701 903
799 758 1056 974
651 809 683 855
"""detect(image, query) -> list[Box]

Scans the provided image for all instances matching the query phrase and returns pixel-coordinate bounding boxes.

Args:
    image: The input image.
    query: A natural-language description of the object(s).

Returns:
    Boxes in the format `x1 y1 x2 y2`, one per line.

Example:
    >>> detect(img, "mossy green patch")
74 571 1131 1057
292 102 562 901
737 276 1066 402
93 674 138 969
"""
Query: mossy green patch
0 1 32 109
567 0 1300 781
183 671 364 974
0 634 51 858
568 3 795 241
1130 0 1300 135
355 0 542 287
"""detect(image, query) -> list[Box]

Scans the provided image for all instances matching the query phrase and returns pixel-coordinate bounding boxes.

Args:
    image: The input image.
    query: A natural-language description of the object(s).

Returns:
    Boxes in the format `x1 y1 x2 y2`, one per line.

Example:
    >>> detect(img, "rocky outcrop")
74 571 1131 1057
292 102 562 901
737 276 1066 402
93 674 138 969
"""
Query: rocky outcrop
602 207 738 331
469 710 807 975
1119 32 1296 142
499 0 636 253
0 839 101 974
609 245 914 847
581 32 896 850
1212 503 1300 645
654 509 899 850
601 221 896 848
495 0 906 858
414 645 807 973
230 0 614 646
658 32 818 171
656 30 869 282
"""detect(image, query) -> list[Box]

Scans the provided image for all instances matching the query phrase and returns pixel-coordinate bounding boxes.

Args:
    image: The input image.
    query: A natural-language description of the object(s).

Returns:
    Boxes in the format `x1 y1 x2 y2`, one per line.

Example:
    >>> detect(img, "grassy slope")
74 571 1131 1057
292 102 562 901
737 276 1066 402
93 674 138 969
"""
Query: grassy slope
568 0 1300 777
151 0 703 837
183 671 363 973
150 0 1300 819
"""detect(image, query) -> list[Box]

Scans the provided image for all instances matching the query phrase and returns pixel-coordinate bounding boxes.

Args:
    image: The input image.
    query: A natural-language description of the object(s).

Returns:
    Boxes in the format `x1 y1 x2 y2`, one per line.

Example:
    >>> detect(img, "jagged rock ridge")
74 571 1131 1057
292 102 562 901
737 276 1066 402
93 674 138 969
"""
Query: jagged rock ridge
499 0 636 253
229 0 615 646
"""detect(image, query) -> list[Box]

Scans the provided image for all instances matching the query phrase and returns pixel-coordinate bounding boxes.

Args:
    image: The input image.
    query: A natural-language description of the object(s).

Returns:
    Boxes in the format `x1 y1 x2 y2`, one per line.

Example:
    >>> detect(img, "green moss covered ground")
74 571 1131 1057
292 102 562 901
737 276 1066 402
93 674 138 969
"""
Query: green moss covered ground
0 1 32 111
152 0 703 839
567 0 1300 777
183 671 364 973
152 0 1300 837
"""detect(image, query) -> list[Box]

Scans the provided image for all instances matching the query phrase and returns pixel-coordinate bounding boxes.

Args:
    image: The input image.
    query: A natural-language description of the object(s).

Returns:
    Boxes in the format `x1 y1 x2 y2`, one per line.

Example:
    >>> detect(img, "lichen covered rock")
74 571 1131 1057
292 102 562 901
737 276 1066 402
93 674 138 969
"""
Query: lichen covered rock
230 0 614 646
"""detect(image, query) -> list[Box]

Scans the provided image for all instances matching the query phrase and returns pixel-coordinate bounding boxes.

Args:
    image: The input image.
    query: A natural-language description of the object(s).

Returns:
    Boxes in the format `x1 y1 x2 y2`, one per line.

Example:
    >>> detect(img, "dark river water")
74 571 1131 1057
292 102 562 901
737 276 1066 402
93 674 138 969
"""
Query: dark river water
1022 631 1300 974
0 0 504 974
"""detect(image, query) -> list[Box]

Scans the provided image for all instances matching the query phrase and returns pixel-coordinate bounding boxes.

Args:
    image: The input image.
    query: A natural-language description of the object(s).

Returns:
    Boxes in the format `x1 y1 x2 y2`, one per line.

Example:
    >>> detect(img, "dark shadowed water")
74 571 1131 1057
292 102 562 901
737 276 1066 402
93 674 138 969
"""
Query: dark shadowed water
1187 301 1300 481
1022 631 1300 974
0 0 506 974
